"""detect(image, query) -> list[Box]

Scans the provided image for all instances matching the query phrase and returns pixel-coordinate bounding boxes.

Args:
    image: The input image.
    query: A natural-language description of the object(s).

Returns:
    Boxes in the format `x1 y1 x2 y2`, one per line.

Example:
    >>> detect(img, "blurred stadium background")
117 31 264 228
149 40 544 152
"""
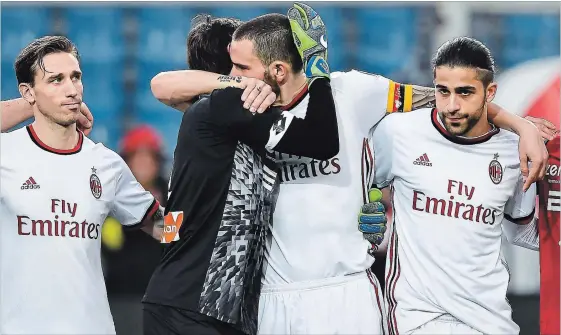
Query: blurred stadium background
1 2 559 334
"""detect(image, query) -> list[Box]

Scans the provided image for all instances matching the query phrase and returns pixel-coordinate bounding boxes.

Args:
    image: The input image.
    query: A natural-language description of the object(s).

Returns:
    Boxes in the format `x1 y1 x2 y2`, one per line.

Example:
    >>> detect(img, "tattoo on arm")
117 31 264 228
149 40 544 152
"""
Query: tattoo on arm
152 206 164 226
411 85 436 110
217 75 242 84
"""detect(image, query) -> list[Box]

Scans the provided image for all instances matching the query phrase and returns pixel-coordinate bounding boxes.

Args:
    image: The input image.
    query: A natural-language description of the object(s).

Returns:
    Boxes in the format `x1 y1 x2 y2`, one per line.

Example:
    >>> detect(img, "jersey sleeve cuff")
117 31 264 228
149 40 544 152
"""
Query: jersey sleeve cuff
123 198 160 230
504 208 536 225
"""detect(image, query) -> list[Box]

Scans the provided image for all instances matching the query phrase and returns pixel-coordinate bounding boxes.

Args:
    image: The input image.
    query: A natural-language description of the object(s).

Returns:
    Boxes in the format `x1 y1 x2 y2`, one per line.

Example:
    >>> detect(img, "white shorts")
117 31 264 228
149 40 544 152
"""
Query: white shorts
258 270 385 335
409 315 482 335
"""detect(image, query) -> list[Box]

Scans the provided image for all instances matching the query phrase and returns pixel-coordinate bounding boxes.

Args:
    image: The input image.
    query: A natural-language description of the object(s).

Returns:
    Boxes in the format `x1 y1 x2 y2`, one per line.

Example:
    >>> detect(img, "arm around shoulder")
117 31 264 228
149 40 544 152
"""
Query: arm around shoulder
1 99 34 132
266 78 339 160
151 70 246 112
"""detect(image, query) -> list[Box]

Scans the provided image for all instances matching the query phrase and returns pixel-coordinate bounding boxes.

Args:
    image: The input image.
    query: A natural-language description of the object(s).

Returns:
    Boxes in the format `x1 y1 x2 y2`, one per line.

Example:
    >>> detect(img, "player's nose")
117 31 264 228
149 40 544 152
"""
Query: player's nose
65 82 78 98
448 94 461 112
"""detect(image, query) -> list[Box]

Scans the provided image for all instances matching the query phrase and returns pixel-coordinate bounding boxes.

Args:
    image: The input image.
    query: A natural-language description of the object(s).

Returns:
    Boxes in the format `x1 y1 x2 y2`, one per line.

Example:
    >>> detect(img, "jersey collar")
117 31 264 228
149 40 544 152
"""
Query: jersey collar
431 108 499 145
280 84 309 111
27 124 84 155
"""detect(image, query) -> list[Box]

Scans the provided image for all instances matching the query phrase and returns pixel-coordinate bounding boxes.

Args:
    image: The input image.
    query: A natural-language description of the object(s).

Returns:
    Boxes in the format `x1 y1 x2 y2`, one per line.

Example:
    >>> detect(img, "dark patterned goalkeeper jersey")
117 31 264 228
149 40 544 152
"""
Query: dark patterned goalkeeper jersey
143 81 338 335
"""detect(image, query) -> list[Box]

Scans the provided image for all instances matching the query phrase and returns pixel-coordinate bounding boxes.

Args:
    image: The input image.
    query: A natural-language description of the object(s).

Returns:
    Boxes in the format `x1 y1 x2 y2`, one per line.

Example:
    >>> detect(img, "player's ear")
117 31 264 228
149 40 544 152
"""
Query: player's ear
19 83 36 105
268 61 289 84
485 82 497 103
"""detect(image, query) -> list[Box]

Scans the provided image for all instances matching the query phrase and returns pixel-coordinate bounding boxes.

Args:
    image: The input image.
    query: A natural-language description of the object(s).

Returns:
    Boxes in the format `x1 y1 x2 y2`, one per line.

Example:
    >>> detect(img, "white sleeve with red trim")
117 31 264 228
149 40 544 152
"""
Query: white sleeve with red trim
369 113 397 189
335 70 413 133
109 154 159 228
502 176 538 250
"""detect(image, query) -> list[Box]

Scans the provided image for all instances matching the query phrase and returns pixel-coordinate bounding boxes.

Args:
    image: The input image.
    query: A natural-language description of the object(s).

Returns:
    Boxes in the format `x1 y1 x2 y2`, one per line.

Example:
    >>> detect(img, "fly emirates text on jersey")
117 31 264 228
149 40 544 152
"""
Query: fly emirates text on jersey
413 179 499 225
16 199 101 239
268 152 341 182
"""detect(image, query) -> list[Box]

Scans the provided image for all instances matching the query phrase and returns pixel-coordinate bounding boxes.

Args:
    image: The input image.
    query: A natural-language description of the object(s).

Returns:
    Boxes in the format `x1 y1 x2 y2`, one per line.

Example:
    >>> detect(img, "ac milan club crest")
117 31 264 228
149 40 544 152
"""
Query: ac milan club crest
90 167 102 199
488 153 503 185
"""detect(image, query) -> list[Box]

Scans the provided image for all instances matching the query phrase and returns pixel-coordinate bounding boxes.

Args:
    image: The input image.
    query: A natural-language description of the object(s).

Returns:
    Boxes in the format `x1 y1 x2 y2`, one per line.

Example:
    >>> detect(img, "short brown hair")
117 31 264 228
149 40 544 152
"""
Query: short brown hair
15 35 80 86
232 13 303 73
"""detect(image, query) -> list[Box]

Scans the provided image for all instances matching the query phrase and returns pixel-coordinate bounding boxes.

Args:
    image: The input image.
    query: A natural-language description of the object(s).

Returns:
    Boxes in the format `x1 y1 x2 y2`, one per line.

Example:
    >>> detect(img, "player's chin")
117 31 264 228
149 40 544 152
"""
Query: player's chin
444 120 467 136
55 114 79 127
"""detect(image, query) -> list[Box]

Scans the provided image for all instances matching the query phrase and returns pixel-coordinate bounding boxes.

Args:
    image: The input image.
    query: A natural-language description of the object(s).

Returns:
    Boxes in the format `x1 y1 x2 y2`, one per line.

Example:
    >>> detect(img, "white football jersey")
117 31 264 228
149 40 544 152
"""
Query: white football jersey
0 126 159 335
263 70 413 284
369 109 536 334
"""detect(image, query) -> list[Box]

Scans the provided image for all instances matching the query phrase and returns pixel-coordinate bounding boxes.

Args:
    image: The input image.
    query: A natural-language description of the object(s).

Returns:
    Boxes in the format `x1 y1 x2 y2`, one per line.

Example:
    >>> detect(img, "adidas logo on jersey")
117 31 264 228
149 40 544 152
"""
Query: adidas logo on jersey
21 177 40 190
413 153 432 167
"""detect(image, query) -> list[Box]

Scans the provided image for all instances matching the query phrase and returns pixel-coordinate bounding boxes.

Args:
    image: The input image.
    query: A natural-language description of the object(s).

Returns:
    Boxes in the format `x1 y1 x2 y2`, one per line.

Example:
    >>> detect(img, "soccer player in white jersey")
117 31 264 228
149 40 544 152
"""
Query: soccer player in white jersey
147 4 550 334
0 36 164 335
369 37 541 335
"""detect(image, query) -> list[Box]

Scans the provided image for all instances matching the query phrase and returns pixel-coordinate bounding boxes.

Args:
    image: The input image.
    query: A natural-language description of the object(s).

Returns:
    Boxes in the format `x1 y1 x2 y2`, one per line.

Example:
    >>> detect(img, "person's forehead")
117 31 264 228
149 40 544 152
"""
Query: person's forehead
39 52 80 74
435 66 480 86
229 39 256 58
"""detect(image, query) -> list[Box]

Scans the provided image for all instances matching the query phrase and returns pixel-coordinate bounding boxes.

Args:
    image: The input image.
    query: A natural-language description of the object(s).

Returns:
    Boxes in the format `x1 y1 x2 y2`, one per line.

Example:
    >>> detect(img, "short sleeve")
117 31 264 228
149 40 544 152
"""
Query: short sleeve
109 154 159 228
369 114 396 189
338 70 413 133
502 176 538 250
504 175 537 222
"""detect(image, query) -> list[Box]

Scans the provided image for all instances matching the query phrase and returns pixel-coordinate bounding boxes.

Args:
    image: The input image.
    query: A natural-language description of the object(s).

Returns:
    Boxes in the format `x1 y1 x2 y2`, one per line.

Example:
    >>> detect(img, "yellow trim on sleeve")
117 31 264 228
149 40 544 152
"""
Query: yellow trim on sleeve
386 80 396 113
403 84 413 112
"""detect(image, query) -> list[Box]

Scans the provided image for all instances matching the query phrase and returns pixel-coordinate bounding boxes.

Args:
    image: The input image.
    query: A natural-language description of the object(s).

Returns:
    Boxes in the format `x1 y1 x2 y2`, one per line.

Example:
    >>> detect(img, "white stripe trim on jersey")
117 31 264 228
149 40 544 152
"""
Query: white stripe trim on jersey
386 228 401 335
361 138 374 204
265 111 295 152
385 185 401 335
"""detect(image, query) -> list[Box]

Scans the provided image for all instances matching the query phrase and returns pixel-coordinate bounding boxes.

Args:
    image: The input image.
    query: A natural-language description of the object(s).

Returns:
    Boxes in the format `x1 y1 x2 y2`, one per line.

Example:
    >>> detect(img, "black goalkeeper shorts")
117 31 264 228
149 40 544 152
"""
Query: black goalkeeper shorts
143 303 246 335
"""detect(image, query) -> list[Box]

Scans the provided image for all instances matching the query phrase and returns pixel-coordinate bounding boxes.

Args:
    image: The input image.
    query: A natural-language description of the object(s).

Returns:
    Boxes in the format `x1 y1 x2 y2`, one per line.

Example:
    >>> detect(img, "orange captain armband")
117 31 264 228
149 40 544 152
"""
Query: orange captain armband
386 80 413 113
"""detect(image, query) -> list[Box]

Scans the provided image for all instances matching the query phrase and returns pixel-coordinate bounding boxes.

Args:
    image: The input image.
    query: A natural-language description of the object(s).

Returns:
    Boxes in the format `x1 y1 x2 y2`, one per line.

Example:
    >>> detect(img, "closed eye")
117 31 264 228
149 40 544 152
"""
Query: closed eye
233 63 249 71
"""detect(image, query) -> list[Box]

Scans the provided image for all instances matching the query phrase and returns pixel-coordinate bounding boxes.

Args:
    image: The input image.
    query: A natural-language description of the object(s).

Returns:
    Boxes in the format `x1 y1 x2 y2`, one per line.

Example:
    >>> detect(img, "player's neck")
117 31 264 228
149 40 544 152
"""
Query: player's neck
32 113 79 150
462 115 493 138
277 73 308 107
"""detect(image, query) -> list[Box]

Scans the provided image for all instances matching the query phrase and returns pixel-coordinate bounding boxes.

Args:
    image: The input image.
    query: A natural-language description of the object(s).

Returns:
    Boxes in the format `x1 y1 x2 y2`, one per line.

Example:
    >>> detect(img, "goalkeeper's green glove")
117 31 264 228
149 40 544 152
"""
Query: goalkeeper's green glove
287 2 330 84
358 188 387 246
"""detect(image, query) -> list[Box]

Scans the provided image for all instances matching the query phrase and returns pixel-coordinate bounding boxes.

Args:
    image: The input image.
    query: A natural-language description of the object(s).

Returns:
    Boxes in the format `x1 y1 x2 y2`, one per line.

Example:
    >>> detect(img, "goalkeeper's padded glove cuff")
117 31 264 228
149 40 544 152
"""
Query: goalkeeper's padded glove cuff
305 56 330 87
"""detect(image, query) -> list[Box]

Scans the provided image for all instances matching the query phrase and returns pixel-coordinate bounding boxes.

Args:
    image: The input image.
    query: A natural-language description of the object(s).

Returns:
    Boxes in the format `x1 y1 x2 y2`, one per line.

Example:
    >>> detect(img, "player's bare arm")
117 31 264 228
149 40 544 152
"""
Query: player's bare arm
521 115 558 141
140 205 165 241
151 70 276 113
1 98 34 130
410 85 438 110
150 70 224 111
1 98 93 134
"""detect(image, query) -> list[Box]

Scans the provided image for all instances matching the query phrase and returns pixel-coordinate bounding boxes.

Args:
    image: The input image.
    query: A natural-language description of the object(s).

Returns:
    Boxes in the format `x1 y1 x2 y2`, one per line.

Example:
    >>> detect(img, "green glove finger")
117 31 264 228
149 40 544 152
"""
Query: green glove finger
368 188 383 203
